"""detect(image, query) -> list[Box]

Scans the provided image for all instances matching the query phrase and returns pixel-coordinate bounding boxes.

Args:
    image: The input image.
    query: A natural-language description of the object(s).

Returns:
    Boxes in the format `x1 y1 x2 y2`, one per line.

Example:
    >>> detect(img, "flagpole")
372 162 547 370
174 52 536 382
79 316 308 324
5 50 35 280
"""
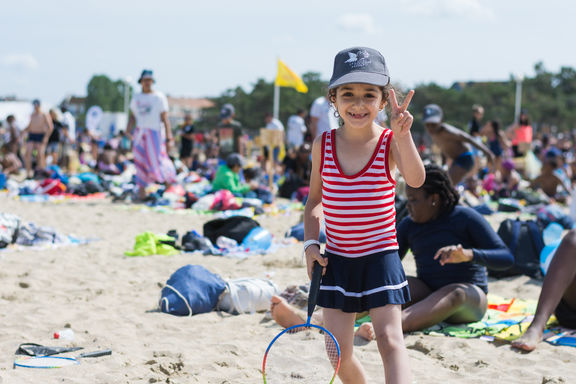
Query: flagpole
273 83 280 120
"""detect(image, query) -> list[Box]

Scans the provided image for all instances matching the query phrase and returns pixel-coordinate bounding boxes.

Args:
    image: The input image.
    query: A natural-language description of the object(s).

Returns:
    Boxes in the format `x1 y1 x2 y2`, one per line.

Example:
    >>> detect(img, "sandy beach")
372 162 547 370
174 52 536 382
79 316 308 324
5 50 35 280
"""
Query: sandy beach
0 193 575 384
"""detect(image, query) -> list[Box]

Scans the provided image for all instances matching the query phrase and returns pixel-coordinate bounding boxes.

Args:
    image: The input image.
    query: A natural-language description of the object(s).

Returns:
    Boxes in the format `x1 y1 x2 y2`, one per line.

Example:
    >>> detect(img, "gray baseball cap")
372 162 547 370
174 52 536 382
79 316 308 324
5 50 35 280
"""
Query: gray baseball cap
219 103 235 119
423 104 443 124
328 47 390 90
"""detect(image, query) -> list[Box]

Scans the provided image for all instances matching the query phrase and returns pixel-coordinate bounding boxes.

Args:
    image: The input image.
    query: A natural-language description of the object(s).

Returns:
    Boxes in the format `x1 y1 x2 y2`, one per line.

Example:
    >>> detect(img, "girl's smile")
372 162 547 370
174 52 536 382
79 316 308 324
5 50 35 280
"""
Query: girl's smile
334 83 384 128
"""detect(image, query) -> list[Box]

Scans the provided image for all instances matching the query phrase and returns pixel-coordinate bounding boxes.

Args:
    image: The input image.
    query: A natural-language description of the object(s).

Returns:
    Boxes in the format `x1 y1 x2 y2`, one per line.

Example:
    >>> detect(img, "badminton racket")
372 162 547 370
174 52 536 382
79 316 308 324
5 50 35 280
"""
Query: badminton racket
14 349 112 369
262 262 341 383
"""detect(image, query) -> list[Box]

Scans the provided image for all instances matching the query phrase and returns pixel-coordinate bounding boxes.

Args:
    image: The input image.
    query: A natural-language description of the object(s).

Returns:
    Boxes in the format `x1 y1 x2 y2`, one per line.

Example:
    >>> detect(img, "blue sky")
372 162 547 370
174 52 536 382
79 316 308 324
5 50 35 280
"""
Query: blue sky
1 0 573 106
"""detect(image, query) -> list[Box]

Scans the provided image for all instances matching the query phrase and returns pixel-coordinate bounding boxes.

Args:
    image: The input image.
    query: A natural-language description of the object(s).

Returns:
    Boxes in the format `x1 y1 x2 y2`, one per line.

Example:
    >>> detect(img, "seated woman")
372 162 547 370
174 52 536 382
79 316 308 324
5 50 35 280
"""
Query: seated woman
398 163 513 331
271 164 514 334
512 229 576 351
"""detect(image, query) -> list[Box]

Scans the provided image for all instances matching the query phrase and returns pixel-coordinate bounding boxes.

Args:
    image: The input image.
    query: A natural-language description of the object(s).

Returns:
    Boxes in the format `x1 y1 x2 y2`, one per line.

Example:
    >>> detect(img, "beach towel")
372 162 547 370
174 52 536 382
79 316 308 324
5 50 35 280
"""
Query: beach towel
159 265 226 316
412 295 558 342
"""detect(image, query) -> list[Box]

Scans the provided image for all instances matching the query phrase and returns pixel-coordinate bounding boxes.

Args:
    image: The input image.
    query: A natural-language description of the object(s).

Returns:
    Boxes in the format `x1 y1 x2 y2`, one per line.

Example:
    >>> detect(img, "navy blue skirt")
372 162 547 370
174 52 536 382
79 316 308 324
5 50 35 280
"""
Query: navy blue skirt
318 250 410 313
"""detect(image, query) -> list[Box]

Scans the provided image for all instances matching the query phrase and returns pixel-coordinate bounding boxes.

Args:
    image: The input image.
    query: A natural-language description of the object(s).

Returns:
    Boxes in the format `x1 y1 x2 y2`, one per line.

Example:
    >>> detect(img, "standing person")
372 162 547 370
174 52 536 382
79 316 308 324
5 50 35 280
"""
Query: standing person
481 119 510 171
271 165 513 335
309 96 339 138
46 109 63 166
467 104 484 138
511 229 576 351
286 109 307 149
178 114 196 170
4 115 21 157
23 99 53 178
304 47 425 384
422 104 494 185
214 103 244 160
507 108 533 158
265 112 284 132
60 103 76 170
264 112 285 165
126 69 176 200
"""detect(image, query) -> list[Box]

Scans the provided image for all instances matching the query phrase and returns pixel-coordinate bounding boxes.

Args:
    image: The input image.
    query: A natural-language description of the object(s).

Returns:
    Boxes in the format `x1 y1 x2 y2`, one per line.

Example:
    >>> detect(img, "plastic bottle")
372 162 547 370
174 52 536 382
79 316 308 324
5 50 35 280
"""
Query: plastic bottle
216 236 238 250
53 329 74 340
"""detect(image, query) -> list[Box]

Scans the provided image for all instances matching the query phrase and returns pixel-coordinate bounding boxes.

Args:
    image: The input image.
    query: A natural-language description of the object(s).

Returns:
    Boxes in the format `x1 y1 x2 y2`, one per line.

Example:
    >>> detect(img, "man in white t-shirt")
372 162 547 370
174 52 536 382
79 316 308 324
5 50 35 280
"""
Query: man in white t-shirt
286 109 307 149
127 69 176 199
309 96 339 138
265 113 285 132
60 104 76 145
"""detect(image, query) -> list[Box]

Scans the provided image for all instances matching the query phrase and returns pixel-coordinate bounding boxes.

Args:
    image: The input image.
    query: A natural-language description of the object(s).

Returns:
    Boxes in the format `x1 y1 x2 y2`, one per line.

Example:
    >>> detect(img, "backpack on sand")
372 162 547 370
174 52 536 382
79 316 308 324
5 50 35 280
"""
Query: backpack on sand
159 265 226 316
203 216 260 245
489 218 544 279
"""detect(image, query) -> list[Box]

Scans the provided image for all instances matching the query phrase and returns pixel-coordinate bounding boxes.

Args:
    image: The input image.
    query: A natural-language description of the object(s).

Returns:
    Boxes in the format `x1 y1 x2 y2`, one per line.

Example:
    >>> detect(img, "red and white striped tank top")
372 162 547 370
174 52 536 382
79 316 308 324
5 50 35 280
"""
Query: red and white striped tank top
321 129 397 258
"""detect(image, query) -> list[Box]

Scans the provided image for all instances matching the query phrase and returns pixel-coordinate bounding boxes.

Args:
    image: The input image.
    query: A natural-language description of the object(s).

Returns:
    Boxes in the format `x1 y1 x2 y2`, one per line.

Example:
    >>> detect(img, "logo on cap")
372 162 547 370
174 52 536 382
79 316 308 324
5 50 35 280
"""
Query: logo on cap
344 49 371 69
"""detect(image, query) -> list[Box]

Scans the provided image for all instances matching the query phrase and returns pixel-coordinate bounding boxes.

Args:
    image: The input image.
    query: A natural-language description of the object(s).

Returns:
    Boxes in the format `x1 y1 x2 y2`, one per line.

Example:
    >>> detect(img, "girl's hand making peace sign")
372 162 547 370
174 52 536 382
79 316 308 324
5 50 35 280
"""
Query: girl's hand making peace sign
388 89 415 139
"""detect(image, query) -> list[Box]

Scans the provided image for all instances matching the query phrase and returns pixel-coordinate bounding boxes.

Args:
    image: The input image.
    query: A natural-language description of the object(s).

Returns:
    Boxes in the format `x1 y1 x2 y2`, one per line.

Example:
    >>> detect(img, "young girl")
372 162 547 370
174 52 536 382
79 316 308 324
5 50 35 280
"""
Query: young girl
304 47 425 383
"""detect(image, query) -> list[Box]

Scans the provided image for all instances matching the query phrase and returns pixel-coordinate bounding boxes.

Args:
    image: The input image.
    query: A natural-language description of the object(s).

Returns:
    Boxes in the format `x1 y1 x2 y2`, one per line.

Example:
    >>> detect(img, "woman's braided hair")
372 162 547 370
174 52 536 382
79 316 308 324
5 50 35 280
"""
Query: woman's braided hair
420 163 460 213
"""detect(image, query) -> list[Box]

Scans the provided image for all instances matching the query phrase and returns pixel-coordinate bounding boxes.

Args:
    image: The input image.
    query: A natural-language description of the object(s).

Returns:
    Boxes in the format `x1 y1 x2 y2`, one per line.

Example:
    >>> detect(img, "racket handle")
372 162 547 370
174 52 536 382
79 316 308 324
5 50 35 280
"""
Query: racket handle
79 349 112 358
307 262 323 318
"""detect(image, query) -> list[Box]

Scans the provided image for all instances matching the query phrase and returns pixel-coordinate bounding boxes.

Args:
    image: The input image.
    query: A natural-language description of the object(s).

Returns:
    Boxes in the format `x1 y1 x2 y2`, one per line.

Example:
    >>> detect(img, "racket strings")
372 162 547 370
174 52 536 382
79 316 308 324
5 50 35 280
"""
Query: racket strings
263 327 340 383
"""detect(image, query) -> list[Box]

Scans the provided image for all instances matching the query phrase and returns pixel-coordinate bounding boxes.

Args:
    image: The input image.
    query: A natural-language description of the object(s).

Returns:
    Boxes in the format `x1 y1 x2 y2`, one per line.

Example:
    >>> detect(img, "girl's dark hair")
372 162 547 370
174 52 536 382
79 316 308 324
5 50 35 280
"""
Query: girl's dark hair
420 163 460 213
489 120 501 135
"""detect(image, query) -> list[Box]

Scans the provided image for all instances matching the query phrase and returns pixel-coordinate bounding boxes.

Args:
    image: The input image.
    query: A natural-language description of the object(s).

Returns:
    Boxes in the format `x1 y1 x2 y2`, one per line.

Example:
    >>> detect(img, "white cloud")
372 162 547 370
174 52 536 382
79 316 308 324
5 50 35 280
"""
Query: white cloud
402 0 495 20
336 13 380 35
0 53 39 71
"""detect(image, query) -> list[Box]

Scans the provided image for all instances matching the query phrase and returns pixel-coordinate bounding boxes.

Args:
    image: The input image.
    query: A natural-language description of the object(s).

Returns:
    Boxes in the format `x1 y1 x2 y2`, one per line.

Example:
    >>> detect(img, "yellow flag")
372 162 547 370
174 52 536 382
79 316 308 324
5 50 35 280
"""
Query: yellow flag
275 59 308 93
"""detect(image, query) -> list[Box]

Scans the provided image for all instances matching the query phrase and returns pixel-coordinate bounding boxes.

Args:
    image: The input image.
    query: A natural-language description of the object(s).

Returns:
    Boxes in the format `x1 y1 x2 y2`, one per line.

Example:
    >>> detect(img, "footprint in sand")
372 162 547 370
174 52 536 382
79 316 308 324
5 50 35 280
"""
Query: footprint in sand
406 340 432 355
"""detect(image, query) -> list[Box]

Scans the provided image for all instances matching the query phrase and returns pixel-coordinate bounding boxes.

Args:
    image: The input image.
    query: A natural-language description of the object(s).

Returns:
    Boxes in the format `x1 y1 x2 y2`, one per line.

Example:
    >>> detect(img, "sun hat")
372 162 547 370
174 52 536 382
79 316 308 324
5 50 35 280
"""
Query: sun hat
328 47 390 89
423 104 443 124
138 69 154 83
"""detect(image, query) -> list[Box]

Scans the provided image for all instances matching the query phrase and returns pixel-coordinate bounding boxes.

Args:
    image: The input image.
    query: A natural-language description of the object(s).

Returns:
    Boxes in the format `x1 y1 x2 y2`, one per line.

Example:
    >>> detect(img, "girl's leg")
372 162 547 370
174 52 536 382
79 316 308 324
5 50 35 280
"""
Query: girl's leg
402 283 487 332
369 304 412 384
512 230 576 351
322 308 367 384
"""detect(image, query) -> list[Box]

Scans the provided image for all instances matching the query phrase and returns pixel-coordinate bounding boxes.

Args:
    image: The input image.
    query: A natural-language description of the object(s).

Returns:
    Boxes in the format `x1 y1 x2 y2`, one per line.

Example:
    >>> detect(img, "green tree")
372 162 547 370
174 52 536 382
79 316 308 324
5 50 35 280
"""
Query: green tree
200 62 576 137
85 75 132 112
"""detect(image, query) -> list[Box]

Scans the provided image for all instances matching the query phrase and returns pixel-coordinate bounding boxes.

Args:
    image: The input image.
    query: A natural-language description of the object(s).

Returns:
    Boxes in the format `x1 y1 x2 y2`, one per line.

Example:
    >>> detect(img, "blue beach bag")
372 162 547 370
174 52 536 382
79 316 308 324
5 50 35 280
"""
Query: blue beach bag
159 265 226 316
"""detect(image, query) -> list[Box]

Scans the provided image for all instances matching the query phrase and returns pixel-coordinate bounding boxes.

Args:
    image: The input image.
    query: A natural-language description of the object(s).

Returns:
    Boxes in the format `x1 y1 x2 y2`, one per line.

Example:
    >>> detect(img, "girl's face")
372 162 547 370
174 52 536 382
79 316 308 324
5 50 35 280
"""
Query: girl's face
405 187 439 224
482 121 494 135
333 83 384 129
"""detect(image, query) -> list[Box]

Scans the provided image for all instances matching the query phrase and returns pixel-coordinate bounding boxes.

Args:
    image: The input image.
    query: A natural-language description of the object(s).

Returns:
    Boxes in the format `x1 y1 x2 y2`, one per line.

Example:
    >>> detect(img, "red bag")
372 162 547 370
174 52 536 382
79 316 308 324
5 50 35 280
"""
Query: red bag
37 178 67 195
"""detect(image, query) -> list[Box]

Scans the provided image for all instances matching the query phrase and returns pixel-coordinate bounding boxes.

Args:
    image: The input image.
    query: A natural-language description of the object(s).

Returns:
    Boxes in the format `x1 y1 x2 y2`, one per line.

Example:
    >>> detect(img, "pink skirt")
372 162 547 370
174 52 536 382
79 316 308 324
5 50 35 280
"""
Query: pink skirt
132 127 176 188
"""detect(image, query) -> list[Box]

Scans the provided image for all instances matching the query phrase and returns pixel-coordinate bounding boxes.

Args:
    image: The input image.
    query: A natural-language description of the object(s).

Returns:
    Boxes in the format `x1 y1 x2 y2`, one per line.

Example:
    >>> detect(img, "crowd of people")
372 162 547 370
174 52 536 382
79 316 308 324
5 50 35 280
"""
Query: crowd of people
1 50 576 382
